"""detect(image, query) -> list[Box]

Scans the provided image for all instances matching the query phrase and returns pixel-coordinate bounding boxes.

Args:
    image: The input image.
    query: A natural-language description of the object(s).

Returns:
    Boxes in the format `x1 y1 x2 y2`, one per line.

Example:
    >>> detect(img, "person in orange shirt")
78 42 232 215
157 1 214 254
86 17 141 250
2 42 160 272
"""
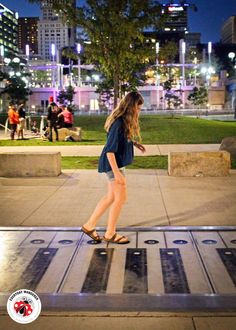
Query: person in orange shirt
8 104 19 140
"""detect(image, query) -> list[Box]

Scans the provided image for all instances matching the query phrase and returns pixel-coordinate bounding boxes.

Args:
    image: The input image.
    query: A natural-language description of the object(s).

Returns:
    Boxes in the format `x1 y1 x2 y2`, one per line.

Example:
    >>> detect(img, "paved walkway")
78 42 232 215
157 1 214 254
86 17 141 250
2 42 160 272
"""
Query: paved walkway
0 169 236 329
0 168 235 228
0 143 220 156
0 138 235 327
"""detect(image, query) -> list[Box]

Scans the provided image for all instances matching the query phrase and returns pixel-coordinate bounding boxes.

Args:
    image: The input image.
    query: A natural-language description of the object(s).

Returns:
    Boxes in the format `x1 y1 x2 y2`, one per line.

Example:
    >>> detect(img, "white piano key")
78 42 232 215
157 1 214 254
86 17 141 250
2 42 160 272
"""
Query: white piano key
138 231 166 294
165 231 211 293
192 231 236 294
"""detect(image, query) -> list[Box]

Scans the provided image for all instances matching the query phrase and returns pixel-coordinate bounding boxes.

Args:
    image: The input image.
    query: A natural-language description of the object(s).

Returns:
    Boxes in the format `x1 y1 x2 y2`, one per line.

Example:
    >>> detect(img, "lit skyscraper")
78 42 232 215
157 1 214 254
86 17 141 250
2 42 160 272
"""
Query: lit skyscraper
38 0 76 60
0 2 18 55
18 17 39 55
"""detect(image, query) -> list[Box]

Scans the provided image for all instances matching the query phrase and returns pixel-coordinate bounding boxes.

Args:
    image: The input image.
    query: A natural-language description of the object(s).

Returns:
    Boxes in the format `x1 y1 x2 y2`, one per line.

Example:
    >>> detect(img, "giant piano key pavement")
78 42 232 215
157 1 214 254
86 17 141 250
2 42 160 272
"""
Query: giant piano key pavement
0 226 236 313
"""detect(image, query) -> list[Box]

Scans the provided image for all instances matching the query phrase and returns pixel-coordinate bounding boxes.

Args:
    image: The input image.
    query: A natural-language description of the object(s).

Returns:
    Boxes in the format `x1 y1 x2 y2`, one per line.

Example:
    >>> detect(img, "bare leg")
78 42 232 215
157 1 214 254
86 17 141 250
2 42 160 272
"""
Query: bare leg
83 181 114 230
105 180 127 239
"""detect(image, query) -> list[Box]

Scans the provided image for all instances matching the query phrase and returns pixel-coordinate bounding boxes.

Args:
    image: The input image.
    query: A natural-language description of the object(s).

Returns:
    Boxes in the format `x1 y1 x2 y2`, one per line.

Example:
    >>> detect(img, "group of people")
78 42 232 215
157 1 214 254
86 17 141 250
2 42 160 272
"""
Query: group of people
46 96 74 142
7 97 74 142
8 102 27 140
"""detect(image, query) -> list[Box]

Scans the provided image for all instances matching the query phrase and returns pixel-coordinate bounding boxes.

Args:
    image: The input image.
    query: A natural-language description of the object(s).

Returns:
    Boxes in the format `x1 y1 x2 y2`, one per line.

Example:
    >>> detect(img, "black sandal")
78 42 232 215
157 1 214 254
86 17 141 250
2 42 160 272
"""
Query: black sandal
103 233 130 244
81 226 102 242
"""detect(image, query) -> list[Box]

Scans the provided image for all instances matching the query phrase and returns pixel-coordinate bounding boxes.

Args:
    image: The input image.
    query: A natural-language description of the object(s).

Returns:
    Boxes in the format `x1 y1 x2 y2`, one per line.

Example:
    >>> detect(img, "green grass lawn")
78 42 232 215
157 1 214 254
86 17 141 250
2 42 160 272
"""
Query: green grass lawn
1 114 236 169
0 115 236 146
61 155 236 170
61 156 168 169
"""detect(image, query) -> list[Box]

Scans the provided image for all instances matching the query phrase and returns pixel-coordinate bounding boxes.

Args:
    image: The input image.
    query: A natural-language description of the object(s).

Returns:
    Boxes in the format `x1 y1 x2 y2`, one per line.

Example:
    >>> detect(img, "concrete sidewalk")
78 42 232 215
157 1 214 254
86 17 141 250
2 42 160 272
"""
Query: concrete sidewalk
0 160 236 329
0 169 235 228
0 143 220 156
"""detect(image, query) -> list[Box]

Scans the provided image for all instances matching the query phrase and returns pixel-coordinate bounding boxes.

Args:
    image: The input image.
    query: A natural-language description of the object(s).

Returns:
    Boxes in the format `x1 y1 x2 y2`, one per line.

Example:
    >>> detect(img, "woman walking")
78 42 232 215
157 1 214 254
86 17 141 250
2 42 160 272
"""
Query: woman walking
82 91 146 244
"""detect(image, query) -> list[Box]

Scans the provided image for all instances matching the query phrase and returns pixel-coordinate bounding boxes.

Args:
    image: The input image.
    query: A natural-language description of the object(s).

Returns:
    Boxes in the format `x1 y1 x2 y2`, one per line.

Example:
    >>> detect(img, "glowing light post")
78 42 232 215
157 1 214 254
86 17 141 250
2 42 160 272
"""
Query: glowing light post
155 42 160 110
77 43 82 110
0 45 4 70
25 44 31 124
181 40 186 87
0 45 4 56
208 42 212 67
56 48 60 89
0 45 4 111
207 42 213 88
51 43 56 88
25 44 29 60
228 52 236 116
193 56 197 86
25 44 30 88
181 40 186 107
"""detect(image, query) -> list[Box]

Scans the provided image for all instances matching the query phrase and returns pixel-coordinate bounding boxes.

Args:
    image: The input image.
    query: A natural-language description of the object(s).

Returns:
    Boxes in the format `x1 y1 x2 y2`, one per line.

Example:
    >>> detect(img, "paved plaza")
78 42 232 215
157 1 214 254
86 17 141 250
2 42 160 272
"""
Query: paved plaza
0 144 236 329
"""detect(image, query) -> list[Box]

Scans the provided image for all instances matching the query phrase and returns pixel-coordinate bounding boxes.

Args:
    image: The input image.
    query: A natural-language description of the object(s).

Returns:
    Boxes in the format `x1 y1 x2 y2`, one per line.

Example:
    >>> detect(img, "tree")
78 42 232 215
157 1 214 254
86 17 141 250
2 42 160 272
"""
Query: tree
187 86 208 117
28 0 164 107
159 41 178 64
0 57 31 105
162 79 183 113
157 41 179 82
188 86 208 107
57 85 75 105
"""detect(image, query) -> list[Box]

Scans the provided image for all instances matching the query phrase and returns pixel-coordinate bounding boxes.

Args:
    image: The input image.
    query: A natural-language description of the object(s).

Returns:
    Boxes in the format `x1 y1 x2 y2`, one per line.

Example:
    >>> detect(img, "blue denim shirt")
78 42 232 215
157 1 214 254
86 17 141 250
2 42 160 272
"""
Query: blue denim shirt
98 117 134 173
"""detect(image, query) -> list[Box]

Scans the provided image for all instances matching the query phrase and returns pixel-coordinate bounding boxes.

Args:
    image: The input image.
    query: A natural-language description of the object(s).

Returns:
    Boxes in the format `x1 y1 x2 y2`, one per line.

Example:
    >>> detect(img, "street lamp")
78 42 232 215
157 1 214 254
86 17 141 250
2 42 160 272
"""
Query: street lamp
201 66 215 85
228 52 236 75
77 43 81 87
193 56 198 86
25 44 30 60
155 42 160 110
0 45 4 78
228 52 236 116
0 45 4 57
25 44 31 113
181 40 186 87
51 43 56 88
77 43 82 110
0 45 4 111
208 41 212 66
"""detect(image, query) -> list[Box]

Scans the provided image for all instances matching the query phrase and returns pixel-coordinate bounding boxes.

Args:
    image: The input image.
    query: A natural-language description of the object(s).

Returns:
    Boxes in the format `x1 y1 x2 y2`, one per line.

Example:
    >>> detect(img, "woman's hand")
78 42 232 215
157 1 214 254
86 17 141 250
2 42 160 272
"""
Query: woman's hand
134 141 146 153
106 153 126 185
114 171 126 185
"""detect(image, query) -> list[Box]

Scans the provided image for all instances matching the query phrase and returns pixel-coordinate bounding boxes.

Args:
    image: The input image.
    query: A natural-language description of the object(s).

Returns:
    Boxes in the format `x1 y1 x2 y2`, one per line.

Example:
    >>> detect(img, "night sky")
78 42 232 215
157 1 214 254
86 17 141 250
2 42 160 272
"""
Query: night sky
1 0 236 43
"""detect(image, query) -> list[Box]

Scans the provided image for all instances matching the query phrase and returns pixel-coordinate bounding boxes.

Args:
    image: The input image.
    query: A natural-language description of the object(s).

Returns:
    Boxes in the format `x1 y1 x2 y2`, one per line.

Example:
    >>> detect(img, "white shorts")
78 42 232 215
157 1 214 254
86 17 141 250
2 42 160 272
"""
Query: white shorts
106 167 126 181
18 118 26 130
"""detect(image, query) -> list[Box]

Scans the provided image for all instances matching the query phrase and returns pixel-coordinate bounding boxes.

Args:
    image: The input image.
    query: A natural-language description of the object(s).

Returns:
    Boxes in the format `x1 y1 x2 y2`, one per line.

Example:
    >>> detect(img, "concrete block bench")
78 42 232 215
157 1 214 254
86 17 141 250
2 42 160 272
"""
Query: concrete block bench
0 152 61 177
52 127 82 142
168 151 230 177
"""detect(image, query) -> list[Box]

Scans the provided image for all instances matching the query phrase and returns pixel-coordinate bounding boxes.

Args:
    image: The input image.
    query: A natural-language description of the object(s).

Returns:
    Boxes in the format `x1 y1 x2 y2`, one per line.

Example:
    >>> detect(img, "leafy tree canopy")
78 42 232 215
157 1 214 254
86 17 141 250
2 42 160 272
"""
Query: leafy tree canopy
28 0 164 106
187 86 208 107
0 56 31 105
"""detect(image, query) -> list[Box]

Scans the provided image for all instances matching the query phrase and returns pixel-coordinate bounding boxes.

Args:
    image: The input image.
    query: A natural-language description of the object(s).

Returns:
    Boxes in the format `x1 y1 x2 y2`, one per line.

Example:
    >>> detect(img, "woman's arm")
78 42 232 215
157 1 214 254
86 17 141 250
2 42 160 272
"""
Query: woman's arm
106 152 126 185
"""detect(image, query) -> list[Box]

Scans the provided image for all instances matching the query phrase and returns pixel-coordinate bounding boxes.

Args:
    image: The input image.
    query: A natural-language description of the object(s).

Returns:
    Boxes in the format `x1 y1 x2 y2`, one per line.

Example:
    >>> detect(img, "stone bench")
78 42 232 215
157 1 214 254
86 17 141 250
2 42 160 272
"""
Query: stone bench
0 152 61 177
52 127 82 142
168 151 230 177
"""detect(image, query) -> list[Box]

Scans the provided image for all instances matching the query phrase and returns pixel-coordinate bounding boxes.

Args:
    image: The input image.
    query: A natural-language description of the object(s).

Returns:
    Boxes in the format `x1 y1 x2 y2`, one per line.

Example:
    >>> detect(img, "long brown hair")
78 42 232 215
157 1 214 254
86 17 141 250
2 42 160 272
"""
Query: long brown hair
104 91 144 141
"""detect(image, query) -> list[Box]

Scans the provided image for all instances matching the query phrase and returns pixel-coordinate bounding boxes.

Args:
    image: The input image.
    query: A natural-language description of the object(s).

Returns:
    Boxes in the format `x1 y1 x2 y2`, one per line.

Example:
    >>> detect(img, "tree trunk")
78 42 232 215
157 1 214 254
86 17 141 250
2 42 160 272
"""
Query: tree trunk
113 69 120 109
113 61 120 109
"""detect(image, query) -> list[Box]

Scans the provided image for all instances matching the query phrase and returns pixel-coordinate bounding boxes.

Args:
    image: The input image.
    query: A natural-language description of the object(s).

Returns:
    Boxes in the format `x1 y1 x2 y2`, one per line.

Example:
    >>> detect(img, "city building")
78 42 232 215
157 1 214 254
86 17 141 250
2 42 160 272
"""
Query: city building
221 16 236 44
0 2 18 55
18 17 39 55
143 2 199 61
161 2 190 33
185 32 201 48
38 0 76 60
